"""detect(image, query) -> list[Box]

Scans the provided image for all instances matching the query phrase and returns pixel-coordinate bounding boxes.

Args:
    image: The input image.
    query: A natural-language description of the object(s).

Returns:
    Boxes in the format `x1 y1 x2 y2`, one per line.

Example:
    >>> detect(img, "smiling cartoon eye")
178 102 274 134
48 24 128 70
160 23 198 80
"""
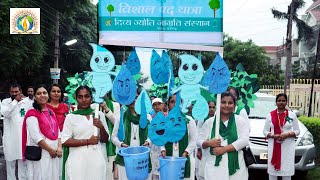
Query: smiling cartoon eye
95 57 99 63
104 56 109 63
183 64 188 71
192 64 198 71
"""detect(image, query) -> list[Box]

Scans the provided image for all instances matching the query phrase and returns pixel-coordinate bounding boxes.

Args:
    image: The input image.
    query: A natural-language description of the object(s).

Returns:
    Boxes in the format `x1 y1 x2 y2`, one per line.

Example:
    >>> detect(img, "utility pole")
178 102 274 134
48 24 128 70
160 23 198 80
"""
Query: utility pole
284 0 294 94
308 28 320 117
53 11 60 84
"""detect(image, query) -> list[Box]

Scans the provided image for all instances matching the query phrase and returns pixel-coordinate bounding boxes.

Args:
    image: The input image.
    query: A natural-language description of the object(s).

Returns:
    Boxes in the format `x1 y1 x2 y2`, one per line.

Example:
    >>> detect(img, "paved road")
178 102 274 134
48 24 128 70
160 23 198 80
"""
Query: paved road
0 146 6 180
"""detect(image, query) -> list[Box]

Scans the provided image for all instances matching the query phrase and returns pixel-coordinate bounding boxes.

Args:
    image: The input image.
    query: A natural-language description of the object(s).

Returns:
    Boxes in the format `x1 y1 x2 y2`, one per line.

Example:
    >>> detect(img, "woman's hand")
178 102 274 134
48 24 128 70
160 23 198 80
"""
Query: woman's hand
93 118 104 129
197 148 202 160
100 102 110 113
142 141 150 146
160 150 166 157
207 138 221 148
56 147 62 158
279 132 289 140
213 146 226 156
121 143 129 147
88 135 100 145
48 148 57 158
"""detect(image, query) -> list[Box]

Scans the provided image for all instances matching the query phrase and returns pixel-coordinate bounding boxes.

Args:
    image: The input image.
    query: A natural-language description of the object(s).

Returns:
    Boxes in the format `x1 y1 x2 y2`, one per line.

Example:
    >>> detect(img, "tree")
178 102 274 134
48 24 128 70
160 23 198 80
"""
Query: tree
208 0 221 18
107 4 114 17
223 35 276 85
271 0 313 92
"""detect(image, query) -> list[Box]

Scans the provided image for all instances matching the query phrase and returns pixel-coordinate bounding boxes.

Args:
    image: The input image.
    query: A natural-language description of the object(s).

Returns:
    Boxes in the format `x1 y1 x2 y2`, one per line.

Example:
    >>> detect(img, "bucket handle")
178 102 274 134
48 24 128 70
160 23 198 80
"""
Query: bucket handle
157 157 170 171
117 147 128 157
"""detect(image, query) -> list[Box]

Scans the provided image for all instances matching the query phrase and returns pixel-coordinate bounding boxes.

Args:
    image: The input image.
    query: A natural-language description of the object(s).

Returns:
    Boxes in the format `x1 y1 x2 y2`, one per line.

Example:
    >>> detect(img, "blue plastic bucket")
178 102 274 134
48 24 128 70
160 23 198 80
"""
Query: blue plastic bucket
158 156 187 180
117 146 150 180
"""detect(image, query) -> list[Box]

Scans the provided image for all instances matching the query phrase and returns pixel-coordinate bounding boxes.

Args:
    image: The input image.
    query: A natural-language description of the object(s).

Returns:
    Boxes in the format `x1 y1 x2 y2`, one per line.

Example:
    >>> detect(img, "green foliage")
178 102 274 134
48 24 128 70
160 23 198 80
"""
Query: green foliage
271 0 313 42
230 63 259 114
65 72 93 104
149 77 181 101
299 116 320 159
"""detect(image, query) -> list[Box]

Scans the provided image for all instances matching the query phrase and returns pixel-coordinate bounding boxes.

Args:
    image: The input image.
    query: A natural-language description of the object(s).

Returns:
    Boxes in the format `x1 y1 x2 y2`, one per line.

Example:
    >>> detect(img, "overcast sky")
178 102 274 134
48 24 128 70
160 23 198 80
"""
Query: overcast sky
224 0 313 46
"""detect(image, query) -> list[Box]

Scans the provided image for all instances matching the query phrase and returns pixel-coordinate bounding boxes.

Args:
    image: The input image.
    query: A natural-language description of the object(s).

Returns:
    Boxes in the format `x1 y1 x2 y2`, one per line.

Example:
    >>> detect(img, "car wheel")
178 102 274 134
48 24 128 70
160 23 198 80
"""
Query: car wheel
295 170 308 178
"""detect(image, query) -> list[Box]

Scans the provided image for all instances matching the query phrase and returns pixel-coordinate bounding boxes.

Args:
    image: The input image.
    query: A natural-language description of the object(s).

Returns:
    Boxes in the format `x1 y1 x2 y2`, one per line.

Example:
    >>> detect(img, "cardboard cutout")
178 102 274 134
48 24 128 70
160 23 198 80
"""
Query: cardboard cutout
148 112 168 146
137 92 149 129
112 63 137 105
150 50 173 85
89 43 116 103
172 54 209 120
166 93 187 143
202 52 230 94
126 48 141 75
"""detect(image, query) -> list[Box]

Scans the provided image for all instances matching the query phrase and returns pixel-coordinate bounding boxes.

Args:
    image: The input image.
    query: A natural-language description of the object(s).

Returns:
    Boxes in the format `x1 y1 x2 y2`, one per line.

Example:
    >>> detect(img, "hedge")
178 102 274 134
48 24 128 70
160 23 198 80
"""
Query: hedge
299 116 320 161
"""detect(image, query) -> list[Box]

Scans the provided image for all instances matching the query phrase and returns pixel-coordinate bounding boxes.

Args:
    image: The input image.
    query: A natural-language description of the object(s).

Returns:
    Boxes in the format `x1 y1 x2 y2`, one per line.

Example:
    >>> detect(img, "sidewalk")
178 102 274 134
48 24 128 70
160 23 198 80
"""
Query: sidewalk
0 146 6 180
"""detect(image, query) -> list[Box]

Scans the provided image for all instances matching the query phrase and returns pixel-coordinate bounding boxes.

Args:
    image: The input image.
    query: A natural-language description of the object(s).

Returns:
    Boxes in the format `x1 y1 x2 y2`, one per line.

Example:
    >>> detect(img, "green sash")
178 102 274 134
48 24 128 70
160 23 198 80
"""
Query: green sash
114 109 152 172
210 114 240 175
104 98 116 156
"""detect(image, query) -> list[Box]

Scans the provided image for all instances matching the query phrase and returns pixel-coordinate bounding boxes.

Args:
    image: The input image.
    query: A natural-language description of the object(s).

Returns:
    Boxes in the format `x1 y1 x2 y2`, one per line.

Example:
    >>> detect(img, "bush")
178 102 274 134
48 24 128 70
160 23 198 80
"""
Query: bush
299 116 320 162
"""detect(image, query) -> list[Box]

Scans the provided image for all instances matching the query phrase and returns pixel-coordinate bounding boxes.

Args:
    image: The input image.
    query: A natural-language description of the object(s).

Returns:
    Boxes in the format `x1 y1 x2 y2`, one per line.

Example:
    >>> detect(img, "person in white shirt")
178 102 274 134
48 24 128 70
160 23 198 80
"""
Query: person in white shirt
163 94 197 180
26 86 35 103
197 91 250 180
1 83 32 180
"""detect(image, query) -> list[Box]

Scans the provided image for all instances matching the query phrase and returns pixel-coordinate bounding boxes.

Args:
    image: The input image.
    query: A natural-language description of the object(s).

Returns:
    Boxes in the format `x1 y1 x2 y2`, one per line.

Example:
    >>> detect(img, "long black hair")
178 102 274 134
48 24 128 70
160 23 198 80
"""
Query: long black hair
33 84 48 111
48 83 64 102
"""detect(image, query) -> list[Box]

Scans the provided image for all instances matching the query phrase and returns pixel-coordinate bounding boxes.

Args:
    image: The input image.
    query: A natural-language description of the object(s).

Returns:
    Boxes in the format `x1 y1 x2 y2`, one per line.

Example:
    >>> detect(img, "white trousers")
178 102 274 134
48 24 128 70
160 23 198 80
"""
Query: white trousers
6 160 27 180
269 175 291 180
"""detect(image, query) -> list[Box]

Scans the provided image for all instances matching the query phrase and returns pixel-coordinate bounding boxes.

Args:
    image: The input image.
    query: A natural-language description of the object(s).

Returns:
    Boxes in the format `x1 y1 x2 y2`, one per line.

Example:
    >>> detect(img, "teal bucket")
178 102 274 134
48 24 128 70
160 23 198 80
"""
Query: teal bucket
158 156 187 180
117 146 150 180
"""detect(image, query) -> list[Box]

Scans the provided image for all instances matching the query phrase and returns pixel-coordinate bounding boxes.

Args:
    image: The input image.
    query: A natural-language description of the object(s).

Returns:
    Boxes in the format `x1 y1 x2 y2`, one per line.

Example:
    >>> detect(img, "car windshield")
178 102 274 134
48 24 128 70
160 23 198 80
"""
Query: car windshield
249 96 276 119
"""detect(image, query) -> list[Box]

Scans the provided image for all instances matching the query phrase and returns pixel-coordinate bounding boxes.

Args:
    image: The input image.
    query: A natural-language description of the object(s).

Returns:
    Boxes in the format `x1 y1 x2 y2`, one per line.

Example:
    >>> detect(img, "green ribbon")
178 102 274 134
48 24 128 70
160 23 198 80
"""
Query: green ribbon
210 114 240 176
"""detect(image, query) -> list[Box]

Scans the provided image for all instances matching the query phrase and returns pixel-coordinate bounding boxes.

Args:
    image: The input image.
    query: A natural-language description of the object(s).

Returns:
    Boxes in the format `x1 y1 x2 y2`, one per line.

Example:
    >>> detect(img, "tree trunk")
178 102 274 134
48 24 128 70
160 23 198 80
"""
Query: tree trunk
284 1 294 95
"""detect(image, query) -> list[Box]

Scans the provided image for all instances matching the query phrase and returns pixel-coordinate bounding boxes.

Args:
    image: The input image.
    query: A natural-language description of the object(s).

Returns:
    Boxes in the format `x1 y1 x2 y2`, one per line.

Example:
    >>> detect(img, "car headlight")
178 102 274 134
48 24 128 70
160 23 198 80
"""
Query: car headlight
298 131 314 146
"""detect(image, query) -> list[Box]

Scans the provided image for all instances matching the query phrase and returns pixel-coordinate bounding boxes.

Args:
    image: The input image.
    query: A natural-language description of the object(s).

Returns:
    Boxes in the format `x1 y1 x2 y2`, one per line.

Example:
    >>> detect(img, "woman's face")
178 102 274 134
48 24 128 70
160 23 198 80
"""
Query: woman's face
35 87 49 106
208 101 216 117
76 89 92 109
276 96 287 110
221 96 235 115
50 86 61 102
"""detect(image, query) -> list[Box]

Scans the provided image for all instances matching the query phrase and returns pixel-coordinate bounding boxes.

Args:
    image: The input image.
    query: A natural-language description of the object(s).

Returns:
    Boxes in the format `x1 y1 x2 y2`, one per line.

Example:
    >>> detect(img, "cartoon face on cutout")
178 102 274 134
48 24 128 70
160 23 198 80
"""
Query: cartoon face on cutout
148 112 168 146
178 54 204 85
89 43 115 73
150 50 172 84
126 48 141 75
112 64 137 105
166 93 187 143
201 53 230 94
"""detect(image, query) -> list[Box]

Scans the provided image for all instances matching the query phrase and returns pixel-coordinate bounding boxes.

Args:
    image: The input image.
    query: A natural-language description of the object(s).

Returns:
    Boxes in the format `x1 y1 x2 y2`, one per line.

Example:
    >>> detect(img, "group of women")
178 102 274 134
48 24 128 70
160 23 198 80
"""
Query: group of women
22 84 300 180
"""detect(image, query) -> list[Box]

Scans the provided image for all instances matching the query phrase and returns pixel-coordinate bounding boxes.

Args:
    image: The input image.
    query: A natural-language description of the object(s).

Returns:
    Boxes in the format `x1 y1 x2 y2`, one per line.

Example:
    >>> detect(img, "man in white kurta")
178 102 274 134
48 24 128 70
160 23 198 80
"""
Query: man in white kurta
197 115 250 180
1 84 32 180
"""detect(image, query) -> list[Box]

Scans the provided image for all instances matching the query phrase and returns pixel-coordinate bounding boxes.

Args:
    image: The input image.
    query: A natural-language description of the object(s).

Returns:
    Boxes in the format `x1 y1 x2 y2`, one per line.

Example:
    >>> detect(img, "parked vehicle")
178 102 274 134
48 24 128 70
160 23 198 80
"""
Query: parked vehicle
248 93 316 176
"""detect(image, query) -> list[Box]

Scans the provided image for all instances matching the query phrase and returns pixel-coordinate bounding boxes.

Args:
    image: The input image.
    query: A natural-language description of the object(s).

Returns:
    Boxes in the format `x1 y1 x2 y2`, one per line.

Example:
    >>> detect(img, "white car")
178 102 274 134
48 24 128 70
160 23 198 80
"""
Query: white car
248 93 316 176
